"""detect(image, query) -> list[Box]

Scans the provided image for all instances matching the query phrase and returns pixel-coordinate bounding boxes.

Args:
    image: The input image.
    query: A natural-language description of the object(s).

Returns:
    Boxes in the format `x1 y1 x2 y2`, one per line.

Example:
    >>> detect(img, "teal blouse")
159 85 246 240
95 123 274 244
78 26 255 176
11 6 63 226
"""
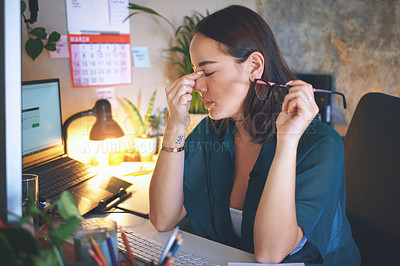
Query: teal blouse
183 117 360 265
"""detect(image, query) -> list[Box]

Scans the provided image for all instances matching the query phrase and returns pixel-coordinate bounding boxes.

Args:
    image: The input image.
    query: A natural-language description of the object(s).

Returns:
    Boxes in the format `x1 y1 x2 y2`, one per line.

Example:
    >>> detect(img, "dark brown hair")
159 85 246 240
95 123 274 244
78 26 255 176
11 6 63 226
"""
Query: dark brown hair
194 5 296 144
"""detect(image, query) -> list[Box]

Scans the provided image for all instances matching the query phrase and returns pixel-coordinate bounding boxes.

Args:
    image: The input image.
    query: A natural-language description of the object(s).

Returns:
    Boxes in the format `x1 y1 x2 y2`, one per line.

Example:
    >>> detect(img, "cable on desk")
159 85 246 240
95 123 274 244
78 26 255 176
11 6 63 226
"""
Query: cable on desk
115 206 149 219
90 206 149 219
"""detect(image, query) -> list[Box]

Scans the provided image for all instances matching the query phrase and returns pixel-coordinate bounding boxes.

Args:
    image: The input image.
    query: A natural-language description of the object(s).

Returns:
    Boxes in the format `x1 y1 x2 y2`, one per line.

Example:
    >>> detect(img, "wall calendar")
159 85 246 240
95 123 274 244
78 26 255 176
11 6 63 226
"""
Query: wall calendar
68 34 132 87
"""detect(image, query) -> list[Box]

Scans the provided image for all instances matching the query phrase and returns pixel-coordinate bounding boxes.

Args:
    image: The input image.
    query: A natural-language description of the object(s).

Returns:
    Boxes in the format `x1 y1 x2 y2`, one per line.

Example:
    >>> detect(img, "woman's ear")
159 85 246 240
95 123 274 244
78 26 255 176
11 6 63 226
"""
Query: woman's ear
247 52 264 81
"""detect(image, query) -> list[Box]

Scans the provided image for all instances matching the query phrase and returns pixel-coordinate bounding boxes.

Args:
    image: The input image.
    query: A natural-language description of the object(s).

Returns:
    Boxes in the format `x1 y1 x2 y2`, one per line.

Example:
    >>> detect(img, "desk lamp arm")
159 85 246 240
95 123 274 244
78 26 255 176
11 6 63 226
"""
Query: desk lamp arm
62 109 95 154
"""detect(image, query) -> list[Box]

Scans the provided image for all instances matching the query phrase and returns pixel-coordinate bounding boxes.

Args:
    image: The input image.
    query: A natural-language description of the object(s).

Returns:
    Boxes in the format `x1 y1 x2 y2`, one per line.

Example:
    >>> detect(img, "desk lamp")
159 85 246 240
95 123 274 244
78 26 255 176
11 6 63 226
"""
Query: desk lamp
62 99 124 154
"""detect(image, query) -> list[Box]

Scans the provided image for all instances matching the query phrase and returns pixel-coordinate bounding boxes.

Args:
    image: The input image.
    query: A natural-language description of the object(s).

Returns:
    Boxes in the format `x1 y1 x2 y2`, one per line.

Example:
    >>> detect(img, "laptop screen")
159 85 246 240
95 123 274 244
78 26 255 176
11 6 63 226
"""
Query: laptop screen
22 79 65 168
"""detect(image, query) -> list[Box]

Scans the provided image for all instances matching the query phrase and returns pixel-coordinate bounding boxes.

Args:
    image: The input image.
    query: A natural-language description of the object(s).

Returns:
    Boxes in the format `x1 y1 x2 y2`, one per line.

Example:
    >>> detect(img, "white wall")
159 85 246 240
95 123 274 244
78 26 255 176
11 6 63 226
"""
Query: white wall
22 0 257 162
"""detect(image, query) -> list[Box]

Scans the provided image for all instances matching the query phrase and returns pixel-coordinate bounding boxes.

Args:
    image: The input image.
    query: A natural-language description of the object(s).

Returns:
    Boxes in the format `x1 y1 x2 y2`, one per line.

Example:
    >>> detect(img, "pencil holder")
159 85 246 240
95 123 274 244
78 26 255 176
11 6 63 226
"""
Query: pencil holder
74 218 118 265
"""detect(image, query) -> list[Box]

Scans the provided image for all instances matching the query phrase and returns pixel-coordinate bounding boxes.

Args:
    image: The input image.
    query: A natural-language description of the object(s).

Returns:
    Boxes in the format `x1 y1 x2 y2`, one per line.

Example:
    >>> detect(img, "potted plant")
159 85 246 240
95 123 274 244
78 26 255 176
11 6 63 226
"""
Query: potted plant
126 5 209 133
166 12 210 134
0 191 83 265
149 107 169 154
165 11 208 114
124 90 159 161
21 0 61 60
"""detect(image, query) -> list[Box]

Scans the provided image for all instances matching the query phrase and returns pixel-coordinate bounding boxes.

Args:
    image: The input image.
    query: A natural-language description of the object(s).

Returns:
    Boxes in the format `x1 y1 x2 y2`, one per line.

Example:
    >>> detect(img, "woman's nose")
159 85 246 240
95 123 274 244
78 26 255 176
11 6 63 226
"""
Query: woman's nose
193 77 208 94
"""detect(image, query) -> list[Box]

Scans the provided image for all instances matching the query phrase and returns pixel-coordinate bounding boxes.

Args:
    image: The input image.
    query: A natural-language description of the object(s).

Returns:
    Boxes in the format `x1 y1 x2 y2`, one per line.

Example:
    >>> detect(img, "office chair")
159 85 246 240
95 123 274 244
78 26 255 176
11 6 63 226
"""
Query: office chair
344 92 400 265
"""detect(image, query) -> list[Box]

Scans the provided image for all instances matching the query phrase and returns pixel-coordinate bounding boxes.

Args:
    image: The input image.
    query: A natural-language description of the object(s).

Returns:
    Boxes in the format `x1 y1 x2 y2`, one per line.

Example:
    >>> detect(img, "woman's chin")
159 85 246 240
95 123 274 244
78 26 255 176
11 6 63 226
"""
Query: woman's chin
208 110 226 120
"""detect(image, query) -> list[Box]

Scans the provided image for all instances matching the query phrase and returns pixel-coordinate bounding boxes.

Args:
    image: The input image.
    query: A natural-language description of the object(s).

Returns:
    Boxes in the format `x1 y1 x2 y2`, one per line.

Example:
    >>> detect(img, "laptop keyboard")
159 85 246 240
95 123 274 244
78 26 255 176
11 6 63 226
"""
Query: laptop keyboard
24 157 99 200
118 231 220 266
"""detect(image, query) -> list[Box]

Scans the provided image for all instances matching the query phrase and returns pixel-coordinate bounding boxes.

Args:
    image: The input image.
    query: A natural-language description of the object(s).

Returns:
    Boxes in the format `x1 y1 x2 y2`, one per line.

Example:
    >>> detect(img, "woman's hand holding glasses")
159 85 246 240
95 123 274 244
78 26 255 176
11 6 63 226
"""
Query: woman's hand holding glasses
276 80 320 145
253 78 347 145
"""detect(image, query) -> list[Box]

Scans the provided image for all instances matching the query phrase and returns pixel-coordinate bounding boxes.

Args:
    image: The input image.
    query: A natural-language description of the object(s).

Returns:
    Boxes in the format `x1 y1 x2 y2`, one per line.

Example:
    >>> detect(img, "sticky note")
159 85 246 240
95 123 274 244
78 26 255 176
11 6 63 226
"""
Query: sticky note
49 35 70 58
132 46 151 68
96 87 118 108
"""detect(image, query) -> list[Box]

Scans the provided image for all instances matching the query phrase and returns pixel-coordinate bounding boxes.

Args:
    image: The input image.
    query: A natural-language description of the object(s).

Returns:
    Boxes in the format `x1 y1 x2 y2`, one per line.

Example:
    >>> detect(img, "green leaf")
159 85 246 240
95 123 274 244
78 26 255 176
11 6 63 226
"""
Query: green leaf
178 25 193 36
184 16 196 29
149 115 160 129
29 27 47 39
173 61 185 70
128 3 161 16
124 97 145 135
38 248 59 266
54 217 82 242
183 37 191 52
21 1 26 14
124 11 141 21
44 43 56 51
175 25 184 36
168 46 186 54
51 244 65 266
47 31 61 43
26 205 43 220
189 91 207 114
124 90 157 136
56 191 83 221
0 227 41 265
143 90 157 134
25 38 43 60
0 230 14 252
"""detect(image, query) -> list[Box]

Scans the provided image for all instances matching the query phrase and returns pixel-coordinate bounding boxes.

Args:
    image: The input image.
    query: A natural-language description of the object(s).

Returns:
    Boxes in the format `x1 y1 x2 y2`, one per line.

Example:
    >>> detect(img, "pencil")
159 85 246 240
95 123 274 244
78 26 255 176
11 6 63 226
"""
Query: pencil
120 226 137 266
105 231 118 266
161 252 172 266
159 226 180 265
169 234 183 257
89 234 108 266
86 246 103 266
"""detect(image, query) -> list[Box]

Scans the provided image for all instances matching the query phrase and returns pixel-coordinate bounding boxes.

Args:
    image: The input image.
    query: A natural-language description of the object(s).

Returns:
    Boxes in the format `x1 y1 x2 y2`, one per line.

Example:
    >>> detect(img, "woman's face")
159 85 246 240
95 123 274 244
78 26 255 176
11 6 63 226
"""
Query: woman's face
190 33 251 120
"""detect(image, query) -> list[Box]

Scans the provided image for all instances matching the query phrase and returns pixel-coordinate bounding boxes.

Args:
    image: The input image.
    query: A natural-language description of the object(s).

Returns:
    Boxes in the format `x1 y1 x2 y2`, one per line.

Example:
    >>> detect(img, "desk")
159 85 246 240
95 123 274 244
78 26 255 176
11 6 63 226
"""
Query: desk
95 162 156 214
62 212 255 265
86 162 256 265
104 212 256 266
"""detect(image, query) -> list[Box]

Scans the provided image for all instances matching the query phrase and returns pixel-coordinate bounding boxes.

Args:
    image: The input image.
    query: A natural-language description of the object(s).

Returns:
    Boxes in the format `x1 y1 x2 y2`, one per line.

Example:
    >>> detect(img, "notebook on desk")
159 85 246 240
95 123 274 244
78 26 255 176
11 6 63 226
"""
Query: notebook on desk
22 78 132 215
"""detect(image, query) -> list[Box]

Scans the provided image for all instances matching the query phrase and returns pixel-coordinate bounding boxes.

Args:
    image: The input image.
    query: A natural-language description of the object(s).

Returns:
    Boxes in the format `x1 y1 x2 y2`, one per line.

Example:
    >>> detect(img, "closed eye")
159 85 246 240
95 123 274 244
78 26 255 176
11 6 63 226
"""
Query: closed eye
204 71 216 77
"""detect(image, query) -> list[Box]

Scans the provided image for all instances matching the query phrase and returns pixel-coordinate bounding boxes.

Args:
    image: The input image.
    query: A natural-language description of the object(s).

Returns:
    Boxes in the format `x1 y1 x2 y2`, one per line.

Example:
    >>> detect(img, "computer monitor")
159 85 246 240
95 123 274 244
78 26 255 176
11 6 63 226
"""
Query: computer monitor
22 79 64 168
0 0 22 224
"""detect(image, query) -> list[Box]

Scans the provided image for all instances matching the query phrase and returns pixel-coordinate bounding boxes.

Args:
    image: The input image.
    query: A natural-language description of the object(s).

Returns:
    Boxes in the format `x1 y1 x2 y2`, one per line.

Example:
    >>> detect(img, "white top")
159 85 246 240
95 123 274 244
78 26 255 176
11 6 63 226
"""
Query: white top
229 207 308 255
229 207 243 238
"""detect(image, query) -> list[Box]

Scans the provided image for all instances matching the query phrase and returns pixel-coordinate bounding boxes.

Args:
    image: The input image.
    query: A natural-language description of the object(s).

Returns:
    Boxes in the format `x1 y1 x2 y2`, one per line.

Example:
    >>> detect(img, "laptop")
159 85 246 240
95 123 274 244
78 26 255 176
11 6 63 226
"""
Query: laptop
22 78 132 215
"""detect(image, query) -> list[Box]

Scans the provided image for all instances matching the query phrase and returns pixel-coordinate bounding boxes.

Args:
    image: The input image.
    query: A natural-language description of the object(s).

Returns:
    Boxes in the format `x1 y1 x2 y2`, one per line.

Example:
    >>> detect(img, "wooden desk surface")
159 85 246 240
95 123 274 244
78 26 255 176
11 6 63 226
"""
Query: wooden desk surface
62 241 75 264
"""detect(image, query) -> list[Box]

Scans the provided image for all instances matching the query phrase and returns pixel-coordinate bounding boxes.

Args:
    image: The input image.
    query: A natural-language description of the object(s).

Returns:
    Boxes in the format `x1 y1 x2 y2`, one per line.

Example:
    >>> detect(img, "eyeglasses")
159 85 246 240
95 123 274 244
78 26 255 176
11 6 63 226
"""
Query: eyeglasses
253 79 347 109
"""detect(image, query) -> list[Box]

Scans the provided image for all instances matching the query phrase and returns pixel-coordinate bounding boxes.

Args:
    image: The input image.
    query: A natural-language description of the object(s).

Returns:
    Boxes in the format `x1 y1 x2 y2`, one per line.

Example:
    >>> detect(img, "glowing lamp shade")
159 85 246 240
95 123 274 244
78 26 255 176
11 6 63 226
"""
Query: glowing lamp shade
62 99 124 154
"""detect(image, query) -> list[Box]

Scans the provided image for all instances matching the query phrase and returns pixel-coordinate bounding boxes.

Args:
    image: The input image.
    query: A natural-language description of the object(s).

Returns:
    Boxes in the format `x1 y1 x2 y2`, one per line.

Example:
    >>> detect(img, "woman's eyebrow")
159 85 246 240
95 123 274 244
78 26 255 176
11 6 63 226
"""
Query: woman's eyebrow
198 60 218 67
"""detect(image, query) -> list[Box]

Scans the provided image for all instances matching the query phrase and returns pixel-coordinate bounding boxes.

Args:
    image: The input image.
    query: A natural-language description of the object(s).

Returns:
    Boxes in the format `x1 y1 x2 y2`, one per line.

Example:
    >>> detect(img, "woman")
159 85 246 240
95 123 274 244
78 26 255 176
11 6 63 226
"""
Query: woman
149 5 360 265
